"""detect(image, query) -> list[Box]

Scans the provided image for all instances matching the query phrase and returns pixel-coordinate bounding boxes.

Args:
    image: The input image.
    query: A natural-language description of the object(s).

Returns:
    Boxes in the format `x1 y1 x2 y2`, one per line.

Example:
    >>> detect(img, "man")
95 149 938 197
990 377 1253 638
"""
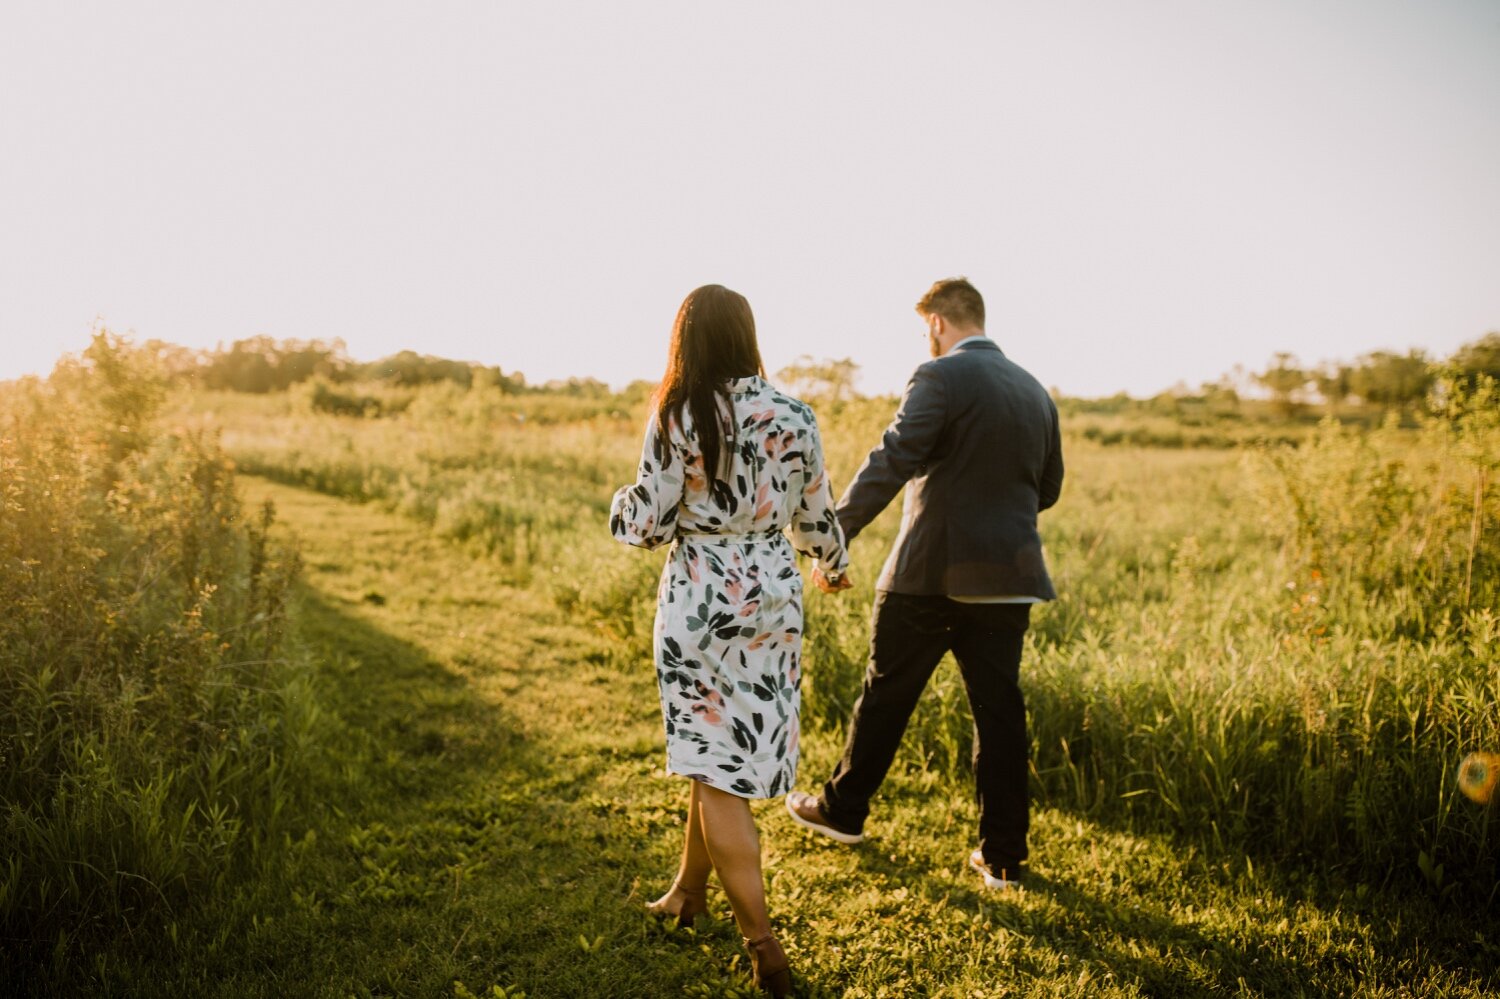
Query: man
787 277 1063 889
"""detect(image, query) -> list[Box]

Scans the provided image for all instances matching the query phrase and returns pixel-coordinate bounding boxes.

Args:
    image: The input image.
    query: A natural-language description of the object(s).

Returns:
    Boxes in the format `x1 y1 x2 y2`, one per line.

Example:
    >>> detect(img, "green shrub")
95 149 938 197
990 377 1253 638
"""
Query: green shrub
0 335 311 971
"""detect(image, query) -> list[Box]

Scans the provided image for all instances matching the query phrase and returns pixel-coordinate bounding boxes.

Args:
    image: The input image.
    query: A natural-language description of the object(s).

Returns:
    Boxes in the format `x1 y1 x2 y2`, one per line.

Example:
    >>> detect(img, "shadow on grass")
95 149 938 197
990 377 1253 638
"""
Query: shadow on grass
276 586 824 998
1000 870 1301 997
40 581 735 998
802 661 1498 986
835 844 1309 995
246 586 651 996
819 793 1499 996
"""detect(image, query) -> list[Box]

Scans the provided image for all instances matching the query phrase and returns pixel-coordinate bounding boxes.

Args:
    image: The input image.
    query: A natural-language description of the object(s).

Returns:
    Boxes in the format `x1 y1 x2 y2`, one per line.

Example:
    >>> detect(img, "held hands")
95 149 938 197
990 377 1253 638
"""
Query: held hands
812 565 854 594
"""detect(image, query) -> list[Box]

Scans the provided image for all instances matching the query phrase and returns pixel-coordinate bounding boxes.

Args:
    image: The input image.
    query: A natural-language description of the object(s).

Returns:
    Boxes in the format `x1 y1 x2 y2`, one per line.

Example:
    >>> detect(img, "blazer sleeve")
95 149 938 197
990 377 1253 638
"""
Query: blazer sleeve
788 416 850 574
1039 396 1064 512
609 413 684 550
834 361 947 543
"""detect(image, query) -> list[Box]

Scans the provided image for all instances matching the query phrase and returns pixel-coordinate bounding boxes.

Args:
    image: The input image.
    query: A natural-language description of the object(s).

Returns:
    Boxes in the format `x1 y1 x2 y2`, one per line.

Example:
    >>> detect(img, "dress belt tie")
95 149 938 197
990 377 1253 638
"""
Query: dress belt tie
676 528 786 546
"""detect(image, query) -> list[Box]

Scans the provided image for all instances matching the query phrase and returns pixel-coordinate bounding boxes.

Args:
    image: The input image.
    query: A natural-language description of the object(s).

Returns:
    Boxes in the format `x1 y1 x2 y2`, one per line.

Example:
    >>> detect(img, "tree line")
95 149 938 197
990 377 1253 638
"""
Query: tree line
84 330 1500 412
137 335 534 394
1253 333 1500 413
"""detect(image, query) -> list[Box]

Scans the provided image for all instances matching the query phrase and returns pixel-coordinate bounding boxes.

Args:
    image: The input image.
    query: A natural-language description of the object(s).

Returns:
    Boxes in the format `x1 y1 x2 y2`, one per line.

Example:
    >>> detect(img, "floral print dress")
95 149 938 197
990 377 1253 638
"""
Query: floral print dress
610 375 849 799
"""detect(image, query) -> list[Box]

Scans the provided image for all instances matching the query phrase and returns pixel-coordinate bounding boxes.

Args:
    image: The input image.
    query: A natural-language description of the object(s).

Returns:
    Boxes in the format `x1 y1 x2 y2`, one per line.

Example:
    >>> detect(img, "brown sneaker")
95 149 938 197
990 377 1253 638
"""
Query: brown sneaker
785 791 863 845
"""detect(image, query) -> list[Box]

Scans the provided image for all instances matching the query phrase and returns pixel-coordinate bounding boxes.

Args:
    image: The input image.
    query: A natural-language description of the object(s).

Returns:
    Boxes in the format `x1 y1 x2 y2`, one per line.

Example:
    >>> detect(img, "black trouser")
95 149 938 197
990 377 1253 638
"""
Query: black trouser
820 592 1032 871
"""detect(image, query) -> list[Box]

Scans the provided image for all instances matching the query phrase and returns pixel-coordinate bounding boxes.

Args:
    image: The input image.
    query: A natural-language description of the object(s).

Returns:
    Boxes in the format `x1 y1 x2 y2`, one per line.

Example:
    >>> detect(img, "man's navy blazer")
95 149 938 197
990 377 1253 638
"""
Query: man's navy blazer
835 338 1063 598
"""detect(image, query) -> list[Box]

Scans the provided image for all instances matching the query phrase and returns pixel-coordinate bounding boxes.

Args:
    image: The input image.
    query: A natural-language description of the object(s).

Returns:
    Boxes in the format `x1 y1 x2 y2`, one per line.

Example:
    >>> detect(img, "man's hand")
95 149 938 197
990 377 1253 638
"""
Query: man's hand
813 566 854 594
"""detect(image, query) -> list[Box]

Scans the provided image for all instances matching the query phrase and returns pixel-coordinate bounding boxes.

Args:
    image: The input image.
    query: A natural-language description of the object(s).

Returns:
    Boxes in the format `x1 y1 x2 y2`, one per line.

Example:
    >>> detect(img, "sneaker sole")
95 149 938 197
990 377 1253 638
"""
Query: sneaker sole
968 851 1022 890
785 799 864 845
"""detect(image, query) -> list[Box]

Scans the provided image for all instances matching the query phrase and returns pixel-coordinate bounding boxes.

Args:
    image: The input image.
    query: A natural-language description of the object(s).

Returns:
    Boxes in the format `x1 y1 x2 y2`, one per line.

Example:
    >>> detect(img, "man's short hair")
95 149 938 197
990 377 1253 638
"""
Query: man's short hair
916 277 984 330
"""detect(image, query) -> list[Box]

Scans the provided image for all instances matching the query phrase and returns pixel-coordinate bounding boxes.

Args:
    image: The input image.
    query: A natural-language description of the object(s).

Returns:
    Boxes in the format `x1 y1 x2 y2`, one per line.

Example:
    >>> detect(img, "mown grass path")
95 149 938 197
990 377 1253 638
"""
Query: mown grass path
112 475 1494 999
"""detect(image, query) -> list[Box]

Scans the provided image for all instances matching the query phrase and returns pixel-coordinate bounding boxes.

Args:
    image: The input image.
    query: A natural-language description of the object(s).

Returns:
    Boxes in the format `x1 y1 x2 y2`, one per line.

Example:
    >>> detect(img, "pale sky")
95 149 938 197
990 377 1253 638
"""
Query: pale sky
3 1 1498 397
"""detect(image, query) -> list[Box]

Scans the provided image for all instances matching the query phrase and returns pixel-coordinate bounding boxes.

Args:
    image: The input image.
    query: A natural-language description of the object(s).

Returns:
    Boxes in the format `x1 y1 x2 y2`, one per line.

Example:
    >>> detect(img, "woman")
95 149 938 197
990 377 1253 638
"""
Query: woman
610 284 850 996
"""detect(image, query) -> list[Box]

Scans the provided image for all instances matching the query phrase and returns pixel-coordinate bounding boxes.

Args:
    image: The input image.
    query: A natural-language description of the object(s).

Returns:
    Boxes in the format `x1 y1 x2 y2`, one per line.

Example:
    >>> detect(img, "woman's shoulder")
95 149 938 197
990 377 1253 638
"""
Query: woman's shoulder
748 380 818 430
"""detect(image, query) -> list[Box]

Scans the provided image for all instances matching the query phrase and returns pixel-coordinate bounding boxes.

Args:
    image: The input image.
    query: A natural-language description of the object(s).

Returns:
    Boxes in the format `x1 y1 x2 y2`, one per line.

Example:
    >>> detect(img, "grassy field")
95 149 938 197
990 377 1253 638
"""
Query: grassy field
6 358 1499 996
187 380 1499 885
31 475 1496 998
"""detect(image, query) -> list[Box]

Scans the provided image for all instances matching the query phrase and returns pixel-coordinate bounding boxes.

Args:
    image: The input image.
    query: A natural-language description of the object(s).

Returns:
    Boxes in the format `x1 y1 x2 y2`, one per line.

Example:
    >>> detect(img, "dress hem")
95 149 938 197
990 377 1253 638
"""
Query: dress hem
664 761 796 801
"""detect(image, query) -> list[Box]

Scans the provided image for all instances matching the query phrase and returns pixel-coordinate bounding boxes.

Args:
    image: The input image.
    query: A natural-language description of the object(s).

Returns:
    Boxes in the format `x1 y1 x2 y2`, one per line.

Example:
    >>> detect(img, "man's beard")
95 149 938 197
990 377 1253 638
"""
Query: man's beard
929 332 941 358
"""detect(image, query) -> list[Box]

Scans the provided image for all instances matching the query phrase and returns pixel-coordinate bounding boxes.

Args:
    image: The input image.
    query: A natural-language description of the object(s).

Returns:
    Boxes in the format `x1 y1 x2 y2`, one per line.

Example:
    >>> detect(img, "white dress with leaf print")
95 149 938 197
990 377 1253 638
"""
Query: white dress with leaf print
610 375 849 799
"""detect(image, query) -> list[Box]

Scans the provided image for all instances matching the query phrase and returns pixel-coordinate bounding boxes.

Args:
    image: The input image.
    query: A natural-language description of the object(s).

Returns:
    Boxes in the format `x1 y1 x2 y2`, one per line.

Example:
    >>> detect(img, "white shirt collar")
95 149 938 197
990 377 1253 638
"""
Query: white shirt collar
946 335 989 355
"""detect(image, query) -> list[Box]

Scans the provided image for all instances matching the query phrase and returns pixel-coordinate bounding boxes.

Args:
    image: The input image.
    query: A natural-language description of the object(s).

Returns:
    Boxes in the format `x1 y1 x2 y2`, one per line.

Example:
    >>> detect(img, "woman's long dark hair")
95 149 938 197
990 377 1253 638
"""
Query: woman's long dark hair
654 285 765 488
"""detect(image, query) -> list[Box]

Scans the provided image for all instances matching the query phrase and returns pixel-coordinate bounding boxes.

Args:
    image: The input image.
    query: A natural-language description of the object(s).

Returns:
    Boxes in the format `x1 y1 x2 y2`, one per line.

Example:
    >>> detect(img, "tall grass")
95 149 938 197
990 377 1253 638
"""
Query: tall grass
193 374 1499 898
188 385 639 583
808 383 1499 896
0 335 312 973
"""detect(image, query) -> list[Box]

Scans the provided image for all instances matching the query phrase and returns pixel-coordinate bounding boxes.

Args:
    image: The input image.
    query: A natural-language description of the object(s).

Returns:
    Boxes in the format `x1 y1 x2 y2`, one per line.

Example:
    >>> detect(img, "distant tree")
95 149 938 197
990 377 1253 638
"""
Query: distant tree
201 336 347 392
1254 353 1308 416
1225 363 1252 398
540 376 611 397
205 337 277 393
776 356 860 404
1314 363 1354 408
618 379 656 406
1450 332 1500 389
1147 388 1181 416
140 339 205 381
361 350 478 387
352 351 523 389
1200 379 1240 415
471 366 525 394
1347 350 1434 410
277 338 349 385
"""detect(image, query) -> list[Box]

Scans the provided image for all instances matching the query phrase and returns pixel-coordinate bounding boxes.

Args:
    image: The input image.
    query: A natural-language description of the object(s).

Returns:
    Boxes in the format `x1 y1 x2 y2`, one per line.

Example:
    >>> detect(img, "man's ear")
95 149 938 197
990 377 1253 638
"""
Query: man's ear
929 314 944 337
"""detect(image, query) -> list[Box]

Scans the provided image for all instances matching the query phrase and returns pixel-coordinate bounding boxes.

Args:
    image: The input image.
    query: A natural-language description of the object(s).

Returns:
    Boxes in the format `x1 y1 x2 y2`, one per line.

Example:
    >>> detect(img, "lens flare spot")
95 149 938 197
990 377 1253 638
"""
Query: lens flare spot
1457 751 1500 805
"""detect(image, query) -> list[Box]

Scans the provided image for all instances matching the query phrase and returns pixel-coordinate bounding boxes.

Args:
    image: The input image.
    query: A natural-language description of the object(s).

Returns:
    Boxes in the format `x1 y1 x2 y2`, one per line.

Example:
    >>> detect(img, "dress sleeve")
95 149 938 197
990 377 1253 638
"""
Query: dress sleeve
789 415 850 575
610 413 684 550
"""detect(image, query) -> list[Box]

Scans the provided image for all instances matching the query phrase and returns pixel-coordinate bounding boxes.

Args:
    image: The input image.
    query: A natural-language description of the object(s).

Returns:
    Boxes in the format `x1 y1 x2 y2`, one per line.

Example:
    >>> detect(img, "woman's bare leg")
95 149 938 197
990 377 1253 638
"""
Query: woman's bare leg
650 779 714 917
694 781 772 941
679 779 713 888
